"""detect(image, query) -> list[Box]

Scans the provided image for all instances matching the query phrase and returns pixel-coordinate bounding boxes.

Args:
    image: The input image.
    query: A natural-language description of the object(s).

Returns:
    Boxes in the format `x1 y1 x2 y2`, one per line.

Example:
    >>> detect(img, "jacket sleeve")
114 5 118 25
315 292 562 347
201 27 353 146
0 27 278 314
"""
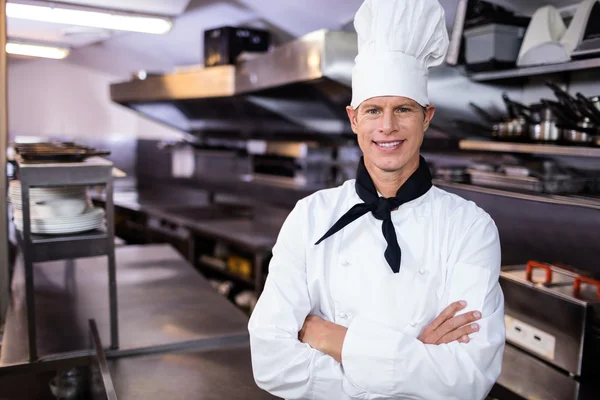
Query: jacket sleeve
341 213 505 400
248 199 345 399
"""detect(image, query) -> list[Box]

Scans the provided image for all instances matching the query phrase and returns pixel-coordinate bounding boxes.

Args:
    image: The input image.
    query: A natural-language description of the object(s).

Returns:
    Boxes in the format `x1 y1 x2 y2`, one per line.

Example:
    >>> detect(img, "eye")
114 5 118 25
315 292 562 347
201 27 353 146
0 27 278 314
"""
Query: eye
366 108 379 115
396 107 410 113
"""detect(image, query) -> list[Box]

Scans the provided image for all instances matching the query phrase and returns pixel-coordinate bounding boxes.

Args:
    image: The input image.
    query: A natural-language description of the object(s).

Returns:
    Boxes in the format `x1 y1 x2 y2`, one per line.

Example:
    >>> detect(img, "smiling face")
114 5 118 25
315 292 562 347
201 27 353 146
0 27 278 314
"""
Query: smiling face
347 96 435 178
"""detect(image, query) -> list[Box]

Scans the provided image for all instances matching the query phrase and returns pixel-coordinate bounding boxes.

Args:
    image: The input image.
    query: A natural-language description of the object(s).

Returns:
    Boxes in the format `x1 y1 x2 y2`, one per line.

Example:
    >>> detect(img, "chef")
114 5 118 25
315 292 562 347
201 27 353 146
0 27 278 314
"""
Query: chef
248 0 505 398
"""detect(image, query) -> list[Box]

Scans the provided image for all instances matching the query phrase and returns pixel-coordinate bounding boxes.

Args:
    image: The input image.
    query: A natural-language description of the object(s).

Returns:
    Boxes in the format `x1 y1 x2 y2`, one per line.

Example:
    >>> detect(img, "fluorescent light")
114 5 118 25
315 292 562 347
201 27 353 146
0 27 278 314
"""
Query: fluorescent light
6 2 173 35
6 42 70 59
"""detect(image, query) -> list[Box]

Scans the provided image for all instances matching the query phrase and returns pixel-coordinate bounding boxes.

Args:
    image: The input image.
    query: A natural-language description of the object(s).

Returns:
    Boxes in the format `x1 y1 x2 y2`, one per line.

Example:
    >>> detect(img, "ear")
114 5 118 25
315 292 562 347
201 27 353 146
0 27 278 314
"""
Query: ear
423 105 436 131
346 106 358 135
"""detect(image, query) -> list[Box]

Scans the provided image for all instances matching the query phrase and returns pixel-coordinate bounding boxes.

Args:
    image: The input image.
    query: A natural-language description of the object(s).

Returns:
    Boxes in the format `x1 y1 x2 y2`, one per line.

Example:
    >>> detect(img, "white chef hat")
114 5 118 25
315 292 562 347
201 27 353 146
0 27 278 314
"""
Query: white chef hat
350 0 450 109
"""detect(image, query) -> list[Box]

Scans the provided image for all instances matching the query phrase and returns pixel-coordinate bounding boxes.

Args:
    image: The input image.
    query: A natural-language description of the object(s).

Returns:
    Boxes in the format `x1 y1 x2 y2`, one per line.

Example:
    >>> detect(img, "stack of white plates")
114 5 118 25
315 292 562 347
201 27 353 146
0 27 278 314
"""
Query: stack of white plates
8 180 105 235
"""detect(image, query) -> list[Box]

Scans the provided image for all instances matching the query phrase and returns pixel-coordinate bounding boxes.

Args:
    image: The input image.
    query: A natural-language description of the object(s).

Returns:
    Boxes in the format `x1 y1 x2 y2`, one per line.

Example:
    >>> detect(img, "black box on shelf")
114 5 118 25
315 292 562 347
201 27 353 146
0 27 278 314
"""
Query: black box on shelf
203 26 271 67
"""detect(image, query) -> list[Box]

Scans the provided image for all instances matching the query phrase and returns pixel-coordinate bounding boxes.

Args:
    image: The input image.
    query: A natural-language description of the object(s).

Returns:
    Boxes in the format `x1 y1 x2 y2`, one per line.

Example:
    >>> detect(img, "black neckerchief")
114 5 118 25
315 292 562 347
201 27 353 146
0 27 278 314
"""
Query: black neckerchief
315 156 432 273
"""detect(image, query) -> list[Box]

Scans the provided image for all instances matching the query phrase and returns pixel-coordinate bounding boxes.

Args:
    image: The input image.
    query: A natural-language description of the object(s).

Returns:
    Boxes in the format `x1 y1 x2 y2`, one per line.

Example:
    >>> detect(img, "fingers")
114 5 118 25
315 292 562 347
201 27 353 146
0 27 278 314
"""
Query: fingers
436 322 480 345
426 301 467 332
438 310 482 335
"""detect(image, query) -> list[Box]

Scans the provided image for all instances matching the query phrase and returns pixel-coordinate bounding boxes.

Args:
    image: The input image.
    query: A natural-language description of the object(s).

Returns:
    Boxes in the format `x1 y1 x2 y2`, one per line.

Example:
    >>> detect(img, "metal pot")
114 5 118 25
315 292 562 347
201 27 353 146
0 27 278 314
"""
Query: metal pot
563 129 594 144
493 116 528 140
530 121 563 142
556 119 599 145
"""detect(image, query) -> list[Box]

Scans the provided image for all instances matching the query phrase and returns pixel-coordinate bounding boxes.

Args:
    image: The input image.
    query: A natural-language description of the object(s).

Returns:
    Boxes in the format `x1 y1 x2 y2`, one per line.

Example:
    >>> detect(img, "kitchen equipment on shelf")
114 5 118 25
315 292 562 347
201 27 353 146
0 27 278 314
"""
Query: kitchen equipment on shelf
556 119 599 145
13 207 105 235
517 6 569 66
463 23 526 72
467 160 588 194
13 142 110 163
246 141 358 186
500 260 600 378
572 0 600 59
434 166 470 183
529 100 568 142
576 92 600 124
490 94 530 141
560 0 599 57
467 168 586 194
8 180 104 234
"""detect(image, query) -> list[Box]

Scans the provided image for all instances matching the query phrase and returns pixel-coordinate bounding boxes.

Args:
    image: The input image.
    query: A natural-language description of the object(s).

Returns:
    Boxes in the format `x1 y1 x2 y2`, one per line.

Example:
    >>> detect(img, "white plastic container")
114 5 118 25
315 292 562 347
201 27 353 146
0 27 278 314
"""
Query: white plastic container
464 23 526 69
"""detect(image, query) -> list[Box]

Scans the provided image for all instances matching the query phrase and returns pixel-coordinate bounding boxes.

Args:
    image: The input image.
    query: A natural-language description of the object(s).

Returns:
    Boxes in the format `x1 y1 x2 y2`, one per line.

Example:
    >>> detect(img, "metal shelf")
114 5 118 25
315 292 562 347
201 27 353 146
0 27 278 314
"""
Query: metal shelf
15 229 109 263
459 140 600 158
14 157 117 362
434 179 600 210
469 56 600 82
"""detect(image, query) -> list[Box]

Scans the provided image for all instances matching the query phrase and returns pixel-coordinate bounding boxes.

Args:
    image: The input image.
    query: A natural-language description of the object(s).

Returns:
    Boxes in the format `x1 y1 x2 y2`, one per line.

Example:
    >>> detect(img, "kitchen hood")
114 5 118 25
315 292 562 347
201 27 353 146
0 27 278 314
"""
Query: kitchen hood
110 29 357 137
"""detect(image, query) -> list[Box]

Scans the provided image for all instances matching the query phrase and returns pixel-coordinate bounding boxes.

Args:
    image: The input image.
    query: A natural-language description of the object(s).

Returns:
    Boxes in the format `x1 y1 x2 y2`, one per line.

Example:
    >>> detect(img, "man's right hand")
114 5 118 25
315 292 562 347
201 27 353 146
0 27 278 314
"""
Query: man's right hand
418 301 481 345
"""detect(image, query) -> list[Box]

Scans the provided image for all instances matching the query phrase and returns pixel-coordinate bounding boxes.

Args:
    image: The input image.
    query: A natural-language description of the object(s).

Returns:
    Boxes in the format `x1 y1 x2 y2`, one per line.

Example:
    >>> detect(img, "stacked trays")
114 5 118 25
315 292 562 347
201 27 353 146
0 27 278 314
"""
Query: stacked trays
9 180 105 235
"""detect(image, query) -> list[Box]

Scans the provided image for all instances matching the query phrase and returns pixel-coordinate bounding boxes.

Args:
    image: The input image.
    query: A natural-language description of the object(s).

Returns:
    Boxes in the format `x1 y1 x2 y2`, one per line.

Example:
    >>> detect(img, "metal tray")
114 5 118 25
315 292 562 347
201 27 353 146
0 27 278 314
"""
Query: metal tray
467 169 587 194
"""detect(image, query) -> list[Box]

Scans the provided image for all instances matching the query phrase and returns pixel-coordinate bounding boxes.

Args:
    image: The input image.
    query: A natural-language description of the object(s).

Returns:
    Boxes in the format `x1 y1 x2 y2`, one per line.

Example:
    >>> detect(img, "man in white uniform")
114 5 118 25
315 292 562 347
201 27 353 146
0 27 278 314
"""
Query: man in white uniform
248 0 505 399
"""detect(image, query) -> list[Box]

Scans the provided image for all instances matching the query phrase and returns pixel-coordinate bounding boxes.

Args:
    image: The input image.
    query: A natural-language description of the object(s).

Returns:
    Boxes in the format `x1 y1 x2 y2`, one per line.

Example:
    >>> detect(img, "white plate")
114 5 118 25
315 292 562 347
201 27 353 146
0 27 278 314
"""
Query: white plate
14 220 104 234
14 216 104 228
13 207 103 222
10 195 89 209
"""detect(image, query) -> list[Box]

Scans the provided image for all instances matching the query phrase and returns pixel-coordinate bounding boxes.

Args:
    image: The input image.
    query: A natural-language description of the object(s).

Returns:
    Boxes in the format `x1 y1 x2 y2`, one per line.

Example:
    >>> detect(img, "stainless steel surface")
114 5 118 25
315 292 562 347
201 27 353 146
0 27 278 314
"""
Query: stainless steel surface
468 169 541 192
111 30 356 135
0 0 8 322
110 65 236 102
0 244 250 366
500 264 600 376
16 157 118 361
235 29 355 92
108 343 276 400
434 179 600 210
89 319 118 400
467 169 586 195
498 344 582 400
470 55 600 82
460 139 600 157
145 205 284 253
168 174 324 208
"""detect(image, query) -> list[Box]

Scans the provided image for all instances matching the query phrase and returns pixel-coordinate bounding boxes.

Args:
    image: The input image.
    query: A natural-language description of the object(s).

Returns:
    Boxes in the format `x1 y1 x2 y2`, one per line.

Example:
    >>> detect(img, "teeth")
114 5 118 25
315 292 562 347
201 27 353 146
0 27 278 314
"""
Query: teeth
377 141 401 148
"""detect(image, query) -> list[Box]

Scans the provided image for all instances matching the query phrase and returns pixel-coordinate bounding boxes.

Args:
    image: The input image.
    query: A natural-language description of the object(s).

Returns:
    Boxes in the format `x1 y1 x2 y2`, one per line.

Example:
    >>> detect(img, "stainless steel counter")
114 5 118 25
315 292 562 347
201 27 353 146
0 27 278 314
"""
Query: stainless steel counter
92 185 288 253
1 244 250 366
145 206 286 253
109 342 275 399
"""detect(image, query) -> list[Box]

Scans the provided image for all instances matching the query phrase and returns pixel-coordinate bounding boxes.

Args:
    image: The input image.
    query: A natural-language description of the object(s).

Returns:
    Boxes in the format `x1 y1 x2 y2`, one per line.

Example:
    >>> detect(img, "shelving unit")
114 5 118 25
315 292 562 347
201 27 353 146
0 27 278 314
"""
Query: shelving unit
15 157 117 362
469 56 600 82
459 140 600 158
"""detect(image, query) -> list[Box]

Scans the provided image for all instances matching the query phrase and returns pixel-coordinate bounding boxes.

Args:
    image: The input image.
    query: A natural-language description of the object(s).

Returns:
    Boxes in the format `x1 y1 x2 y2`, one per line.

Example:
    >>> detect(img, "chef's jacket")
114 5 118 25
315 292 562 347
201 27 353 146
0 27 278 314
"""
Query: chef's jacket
248 180 505 400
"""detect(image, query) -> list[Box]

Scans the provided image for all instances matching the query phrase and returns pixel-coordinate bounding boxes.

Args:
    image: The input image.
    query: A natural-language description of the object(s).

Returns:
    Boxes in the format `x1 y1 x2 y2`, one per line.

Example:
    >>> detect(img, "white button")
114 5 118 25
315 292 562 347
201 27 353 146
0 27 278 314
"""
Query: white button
419 268 426 275
338 312 348 319
341 260 350 267
409 321 417 327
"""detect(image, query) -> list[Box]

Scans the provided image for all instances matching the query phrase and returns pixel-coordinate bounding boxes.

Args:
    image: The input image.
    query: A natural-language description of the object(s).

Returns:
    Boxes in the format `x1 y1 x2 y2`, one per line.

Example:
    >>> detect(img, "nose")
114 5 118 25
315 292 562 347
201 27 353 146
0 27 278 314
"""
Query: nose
378 110 396 135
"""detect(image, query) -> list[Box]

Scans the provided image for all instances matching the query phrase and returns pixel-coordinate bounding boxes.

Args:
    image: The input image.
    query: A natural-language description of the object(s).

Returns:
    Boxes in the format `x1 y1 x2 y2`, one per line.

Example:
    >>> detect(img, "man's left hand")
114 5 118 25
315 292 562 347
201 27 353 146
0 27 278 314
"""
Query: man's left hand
299 315 347 364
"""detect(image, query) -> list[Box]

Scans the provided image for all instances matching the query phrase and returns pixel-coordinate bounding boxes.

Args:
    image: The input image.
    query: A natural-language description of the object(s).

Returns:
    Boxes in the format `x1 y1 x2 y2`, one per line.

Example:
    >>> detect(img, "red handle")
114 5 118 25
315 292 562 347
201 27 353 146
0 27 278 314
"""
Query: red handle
526 260 553 284
573 276 600 300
